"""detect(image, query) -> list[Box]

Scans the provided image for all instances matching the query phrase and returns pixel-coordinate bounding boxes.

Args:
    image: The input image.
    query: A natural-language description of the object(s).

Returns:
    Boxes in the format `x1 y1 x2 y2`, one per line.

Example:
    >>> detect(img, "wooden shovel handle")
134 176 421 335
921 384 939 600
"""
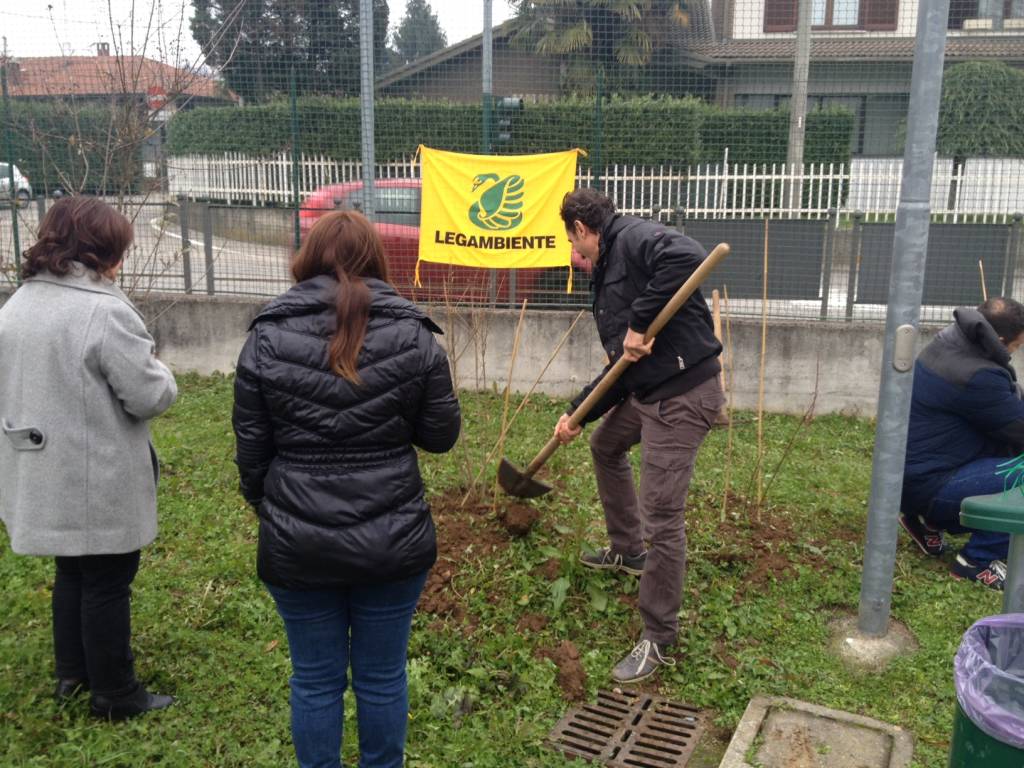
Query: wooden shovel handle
520 242 730 480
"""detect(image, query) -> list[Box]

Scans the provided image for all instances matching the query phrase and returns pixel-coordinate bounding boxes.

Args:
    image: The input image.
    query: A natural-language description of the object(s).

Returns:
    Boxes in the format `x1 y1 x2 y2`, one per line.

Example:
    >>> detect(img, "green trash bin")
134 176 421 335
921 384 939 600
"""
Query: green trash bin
960 492 1024 614
949 702 1023 766
958 495 1024 618
947 614 1024 767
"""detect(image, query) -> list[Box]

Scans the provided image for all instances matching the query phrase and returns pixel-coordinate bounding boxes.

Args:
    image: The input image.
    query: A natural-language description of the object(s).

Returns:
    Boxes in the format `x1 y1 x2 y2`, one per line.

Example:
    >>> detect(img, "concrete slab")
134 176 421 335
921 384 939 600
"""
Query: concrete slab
719 696 914 768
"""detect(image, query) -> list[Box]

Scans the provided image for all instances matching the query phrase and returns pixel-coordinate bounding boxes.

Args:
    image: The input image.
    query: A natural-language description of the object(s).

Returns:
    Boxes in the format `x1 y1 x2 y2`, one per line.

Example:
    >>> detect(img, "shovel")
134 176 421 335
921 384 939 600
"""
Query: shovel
498 242 730 498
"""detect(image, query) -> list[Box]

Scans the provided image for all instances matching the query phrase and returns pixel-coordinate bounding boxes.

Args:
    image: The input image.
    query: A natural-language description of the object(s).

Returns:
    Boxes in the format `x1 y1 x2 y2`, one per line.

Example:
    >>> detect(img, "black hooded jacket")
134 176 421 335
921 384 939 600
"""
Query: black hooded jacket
232 275 460 589
570 215 722 423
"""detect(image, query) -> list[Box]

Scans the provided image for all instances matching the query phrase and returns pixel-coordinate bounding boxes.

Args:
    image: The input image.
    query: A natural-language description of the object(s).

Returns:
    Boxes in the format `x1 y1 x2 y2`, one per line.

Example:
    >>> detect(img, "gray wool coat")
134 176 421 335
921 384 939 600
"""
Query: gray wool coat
0 265 177 556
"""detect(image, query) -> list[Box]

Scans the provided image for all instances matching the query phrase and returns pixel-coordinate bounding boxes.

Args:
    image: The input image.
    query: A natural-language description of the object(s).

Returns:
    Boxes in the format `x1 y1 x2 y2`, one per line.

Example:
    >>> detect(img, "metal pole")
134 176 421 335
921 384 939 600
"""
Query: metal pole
202 202 215 296
1 63 21 284
482 0 493 153
819 207 838 319
290 66 301 251
358 0 376 219
785 0 812 213
177 194 193 294
857 0 950 637
1004 534 1024 614
845 211 863 321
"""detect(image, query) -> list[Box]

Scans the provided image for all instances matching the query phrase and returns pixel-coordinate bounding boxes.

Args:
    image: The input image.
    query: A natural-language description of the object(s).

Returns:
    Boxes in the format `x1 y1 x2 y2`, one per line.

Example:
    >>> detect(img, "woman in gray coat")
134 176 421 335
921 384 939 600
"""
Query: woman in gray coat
0 197 177 720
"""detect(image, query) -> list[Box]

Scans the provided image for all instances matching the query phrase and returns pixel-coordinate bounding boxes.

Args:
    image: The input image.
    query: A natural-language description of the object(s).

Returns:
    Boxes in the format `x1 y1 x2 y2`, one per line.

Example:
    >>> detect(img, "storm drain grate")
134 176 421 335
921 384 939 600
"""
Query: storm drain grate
547 689 705 768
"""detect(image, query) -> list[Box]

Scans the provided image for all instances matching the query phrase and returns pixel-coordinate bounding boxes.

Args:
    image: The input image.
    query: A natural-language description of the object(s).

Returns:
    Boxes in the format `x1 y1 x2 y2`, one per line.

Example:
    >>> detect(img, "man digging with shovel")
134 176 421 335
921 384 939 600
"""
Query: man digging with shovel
554 188 725 684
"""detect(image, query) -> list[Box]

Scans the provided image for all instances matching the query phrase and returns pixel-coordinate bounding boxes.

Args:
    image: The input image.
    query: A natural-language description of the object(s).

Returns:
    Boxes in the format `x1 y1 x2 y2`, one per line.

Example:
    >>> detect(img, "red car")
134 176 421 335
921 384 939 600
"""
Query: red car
299 178 548 304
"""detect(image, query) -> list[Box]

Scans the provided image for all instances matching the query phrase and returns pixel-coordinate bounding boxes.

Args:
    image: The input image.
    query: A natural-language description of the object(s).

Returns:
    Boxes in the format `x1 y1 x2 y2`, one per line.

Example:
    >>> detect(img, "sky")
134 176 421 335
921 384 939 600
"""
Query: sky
0 1 517 64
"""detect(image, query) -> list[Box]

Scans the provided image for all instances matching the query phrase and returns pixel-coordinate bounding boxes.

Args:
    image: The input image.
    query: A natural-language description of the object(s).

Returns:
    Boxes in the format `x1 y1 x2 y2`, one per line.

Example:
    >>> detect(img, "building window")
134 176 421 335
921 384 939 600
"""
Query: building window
764 0 898 32
948 0 1019 29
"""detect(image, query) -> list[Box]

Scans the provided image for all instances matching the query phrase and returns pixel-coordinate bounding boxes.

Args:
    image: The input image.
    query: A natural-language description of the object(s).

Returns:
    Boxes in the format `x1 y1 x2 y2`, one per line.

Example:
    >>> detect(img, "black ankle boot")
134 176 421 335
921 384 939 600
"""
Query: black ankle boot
54 678 89 701
89 684 174 720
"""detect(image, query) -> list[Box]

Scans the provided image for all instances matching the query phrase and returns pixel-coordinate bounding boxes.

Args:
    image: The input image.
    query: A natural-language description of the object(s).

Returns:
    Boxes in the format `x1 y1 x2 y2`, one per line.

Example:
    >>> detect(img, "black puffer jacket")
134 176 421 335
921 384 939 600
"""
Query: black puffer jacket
570 214 722 423
232 275 460 589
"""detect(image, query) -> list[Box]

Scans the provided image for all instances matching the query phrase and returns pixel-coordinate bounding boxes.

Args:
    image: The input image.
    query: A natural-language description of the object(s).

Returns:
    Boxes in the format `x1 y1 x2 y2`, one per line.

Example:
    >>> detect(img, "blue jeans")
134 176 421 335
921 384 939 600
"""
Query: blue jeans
926 457 1010 563
266 570 428 768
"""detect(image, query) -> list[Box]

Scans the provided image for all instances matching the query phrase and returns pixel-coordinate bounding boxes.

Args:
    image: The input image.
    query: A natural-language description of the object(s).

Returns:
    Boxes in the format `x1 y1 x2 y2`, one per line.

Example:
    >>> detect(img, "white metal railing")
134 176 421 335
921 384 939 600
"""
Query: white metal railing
165 152 1024 222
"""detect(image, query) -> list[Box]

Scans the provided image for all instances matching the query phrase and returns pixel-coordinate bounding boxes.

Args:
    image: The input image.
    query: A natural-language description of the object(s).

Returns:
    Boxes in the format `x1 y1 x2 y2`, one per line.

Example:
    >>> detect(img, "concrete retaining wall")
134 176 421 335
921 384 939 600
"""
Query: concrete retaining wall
6 287 1005 415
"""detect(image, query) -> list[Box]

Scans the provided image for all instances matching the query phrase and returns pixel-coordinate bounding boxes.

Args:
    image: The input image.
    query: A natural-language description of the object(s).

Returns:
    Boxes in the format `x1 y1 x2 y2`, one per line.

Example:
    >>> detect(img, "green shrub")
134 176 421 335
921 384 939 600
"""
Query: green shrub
939 61 1024 158
166 96 854 168
1 99 146 194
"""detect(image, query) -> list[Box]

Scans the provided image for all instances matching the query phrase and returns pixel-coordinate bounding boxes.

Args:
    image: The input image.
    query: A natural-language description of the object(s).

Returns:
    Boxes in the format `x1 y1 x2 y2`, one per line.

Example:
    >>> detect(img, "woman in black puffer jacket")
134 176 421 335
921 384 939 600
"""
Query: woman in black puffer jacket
232 211 460 768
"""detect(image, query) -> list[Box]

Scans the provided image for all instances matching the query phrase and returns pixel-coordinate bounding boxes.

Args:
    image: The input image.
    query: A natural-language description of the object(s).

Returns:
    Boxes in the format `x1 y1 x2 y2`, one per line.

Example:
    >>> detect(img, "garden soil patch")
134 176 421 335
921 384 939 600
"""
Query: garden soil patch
701 495 825 588
419 490 537 621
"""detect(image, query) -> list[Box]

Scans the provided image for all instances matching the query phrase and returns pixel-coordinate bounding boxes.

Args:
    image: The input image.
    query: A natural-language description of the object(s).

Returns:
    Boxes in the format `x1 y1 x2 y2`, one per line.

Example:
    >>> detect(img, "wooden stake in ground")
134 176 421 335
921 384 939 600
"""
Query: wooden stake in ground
755 221 769 514
462 309 586 507
711 288 728 426
979 259 988 302
721 285 735 523
492 298 529 508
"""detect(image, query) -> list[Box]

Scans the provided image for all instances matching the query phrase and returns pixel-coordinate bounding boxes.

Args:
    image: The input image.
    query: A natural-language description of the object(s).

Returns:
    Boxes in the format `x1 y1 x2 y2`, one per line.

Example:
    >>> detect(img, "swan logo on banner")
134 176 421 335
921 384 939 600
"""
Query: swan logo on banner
468 174 525 231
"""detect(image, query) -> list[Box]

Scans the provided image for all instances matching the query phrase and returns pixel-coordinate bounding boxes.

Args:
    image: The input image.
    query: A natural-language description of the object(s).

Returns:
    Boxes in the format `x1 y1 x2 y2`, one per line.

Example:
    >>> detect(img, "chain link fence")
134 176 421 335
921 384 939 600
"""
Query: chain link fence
3 0 1024 322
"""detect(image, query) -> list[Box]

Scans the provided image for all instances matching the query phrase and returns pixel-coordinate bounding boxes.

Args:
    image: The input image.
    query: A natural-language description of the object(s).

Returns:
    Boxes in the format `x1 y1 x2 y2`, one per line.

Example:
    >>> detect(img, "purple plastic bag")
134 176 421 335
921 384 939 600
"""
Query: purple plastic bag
954 613 1024 750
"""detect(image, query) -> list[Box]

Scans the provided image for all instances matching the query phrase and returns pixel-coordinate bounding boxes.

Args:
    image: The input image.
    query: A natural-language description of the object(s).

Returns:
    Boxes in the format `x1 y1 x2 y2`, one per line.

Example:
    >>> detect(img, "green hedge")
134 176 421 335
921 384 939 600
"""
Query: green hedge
166 97 855 167
1 100 146 195
939 61 1024 158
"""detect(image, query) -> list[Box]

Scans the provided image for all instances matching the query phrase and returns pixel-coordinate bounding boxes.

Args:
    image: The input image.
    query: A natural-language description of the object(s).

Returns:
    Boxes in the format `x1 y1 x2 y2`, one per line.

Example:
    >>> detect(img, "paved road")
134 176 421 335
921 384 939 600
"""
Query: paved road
0 201 293 298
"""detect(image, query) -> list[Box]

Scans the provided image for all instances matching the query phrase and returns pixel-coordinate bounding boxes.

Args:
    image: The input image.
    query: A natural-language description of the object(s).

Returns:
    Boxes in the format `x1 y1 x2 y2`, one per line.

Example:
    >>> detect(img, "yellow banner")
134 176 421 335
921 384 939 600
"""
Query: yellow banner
417 146 580 282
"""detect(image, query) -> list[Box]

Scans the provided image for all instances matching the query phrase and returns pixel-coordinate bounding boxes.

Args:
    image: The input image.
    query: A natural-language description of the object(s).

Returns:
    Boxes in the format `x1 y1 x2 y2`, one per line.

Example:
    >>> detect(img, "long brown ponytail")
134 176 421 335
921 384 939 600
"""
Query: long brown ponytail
290 211 390 383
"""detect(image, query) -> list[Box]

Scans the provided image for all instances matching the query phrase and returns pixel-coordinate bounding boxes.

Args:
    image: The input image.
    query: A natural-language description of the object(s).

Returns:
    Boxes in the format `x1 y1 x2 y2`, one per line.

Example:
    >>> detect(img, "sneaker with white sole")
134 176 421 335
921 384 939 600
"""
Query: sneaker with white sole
899 513 947 557
580 547 647 576
951 554 1006 591
611 639 675 684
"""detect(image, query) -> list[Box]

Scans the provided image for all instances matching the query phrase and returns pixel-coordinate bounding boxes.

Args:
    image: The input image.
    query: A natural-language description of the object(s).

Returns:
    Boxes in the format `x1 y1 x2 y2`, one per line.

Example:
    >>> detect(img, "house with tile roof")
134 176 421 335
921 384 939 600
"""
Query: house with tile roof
377 1 1024 157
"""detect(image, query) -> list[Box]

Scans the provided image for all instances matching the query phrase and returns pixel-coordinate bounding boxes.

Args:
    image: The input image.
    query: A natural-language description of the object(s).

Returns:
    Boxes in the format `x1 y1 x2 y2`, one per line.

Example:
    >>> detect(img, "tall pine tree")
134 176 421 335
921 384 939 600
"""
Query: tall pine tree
391 0 448 66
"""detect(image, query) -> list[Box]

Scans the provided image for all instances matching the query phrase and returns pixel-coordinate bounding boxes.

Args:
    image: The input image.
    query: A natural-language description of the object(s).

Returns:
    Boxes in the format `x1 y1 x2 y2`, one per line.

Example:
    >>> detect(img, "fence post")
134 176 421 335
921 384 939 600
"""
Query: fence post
290 66 301 251
1005 212 1024 297
35 195 45 222
593 67 604 190
820 207 839 319
845 211 863 321
202 202 215 296
482 0 493 153
177 194 193 295
1 62 20 284
358 0 376 220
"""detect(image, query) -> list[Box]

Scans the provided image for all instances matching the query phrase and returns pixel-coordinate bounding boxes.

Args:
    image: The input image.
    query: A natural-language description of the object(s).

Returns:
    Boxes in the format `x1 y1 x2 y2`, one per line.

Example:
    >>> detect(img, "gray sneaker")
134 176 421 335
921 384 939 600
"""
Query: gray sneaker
579 547 647 576
611 639 675 684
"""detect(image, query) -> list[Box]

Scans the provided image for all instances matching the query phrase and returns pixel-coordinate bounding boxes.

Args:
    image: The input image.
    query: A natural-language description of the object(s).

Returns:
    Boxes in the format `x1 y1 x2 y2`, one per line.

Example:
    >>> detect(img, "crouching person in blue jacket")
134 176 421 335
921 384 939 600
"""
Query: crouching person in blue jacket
901 297 1024 590
232 211 460 768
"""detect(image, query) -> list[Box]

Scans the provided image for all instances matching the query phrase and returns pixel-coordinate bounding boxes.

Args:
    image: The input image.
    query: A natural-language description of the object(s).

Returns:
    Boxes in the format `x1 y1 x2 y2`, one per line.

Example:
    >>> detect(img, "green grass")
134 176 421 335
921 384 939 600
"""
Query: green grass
0 374 1002 767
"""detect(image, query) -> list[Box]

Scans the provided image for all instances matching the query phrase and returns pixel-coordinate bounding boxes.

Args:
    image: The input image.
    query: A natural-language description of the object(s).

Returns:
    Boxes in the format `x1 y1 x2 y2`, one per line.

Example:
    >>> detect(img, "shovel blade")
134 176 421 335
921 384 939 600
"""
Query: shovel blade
497 458 552 499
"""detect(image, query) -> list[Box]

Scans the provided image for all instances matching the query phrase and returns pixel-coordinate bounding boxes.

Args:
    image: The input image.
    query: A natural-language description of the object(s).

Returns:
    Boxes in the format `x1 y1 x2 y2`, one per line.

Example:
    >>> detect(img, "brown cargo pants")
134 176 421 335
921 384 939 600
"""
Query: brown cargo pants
589 374 724 646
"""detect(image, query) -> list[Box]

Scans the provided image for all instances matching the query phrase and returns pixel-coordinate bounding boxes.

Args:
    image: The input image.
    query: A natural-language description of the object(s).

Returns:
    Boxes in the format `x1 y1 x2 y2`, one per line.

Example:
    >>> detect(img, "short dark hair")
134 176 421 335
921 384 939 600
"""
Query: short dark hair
978 297 1024 342
21 196 133 280
560 188 616 231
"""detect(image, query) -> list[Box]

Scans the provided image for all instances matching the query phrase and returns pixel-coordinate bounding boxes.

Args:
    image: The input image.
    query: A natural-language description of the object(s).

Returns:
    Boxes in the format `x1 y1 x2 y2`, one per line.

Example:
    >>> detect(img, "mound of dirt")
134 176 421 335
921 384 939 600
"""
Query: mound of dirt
418 490 541 621
538 640 587 701
499 503 540 537
516 613 550 633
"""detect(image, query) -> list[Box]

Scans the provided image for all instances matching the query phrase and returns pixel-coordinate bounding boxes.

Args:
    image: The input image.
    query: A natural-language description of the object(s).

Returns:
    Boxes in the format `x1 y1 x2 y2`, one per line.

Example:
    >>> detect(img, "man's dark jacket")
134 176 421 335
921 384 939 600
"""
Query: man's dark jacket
232 275 460 589
570 214 722 423
902 308 1024 512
